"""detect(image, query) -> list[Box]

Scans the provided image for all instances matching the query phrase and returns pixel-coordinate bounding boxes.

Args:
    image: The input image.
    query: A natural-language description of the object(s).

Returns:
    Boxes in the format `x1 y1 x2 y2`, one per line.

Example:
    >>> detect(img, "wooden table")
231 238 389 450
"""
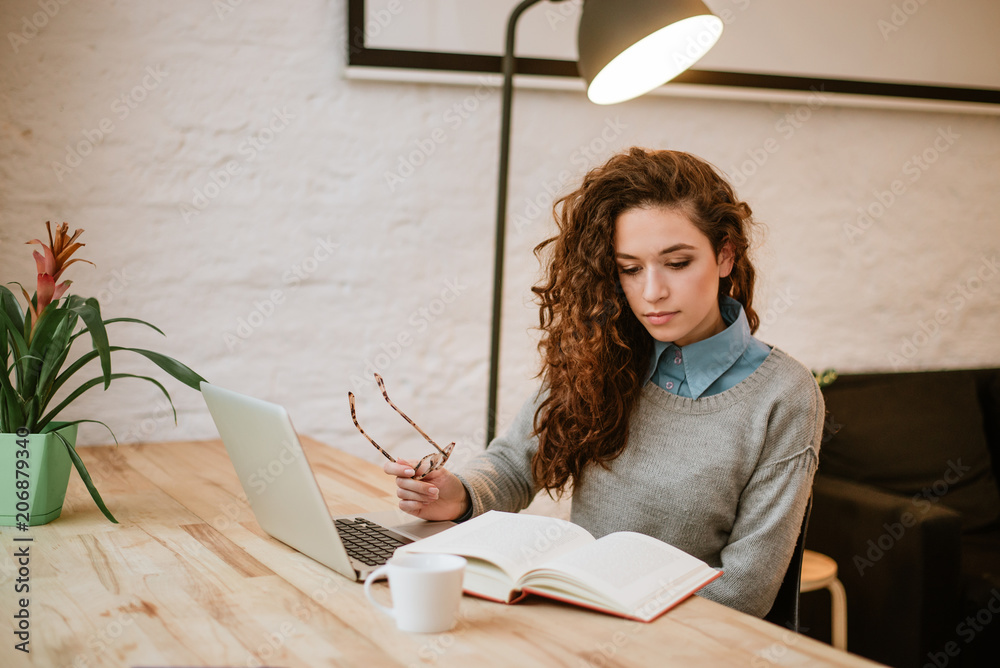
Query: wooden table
1 438 883 667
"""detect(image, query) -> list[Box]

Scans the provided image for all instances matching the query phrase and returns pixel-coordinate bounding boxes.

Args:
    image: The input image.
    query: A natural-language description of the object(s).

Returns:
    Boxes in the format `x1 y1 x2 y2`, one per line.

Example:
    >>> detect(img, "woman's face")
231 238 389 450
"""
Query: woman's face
613 206 734 346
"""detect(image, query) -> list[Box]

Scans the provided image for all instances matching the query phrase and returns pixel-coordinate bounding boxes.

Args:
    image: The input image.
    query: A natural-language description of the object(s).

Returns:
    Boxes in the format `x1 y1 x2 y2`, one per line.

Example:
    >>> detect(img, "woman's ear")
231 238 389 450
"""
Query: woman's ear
717 241 735 278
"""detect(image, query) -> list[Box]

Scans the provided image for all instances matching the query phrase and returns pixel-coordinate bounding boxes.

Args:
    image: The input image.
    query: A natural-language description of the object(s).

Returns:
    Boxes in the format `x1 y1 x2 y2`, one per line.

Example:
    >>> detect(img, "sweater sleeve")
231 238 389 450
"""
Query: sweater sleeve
452 389 544 519
697 373 824 617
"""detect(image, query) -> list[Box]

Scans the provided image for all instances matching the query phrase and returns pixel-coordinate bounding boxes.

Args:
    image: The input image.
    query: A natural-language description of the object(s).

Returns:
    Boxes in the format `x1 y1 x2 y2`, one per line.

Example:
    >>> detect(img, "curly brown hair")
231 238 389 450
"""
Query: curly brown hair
530 147 759 494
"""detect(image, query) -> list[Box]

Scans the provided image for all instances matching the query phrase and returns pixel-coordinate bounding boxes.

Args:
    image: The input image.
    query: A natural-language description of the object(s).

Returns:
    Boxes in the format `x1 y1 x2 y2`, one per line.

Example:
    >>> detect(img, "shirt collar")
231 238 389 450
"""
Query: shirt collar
644 296 754 398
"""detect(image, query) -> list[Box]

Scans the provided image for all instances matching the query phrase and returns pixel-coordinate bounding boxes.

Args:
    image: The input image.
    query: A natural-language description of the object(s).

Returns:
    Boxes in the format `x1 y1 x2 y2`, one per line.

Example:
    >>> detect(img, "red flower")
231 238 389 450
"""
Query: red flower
22 221 92 326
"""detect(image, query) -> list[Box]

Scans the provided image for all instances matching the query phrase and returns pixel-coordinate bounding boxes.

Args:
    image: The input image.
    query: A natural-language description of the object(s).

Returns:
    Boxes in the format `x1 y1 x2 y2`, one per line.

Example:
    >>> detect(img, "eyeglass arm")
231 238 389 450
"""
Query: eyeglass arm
374 373 449 454
348 391 397 463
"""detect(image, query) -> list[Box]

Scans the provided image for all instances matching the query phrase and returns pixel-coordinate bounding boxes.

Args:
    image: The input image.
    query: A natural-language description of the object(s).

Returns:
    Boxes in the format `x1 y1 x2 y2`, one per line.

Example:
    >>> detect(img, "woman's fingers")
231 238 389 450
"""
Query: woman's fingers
381 458 436 503
398 500 424 514
383 459 415 478
395 476 439 503
380 457 466 520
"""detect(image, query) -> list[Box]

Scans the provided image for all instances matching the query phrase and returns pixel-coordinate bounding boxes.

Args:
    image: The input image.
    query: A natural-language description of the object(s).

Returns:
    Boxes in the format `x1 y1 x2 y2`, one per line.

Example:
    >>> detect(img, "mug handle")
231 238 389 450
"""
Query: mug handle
364 566 395 620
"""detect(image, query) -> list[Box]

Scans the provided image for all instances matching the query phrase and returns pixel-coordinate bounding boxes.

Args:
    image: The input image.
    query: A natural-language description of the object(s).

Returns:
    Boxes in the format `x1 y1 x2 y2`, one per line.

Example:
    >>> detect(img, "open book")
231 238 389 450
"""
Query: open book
396 510 721 622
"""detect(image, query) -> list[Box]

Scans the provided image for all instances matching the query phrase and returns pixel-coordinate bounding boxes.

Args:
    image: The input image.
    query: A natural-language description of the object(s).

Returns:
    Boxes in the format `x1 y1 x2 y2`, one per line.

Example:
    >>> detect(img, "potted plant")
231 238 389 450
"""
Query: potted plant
1 221 205 525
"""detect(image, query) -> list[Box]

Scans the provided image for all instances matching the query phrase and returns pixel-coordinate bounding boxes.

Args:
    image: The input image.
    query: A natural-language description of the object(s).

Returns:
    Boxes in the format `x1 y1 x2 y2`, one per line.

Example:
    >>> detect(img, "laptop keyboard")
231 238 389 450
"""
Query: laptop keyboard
334 517 409 567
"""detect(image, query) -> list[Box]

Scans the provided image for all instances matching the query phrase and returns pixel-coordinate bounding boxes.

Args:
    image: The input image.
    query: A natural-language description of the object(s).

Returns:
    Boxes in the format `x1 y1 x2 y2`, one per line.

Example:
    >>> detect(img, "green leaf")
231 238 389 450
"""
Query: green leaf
122 347 207 391
0 316 8 432
0 377 25 433
0 306 29 389
36 312 75 405
23 307 71 397
24 307 33 341
0 285 25 333
37 372 176 429
1 284 29 343
46 348 100 399
41 417 118 445
68 316 166 346
24 397 39 433
47 345 206 401
52 427 119 523
0 293 8 374
67 296 111 390
812 368 839 389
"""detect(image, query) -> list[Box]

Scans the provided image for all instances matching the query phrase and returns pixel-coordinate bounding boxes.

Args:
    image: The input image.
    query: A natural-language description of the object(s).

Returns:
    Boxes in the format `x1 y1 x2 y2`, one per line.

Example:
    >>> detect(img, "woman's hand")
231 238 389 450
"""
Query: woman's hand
384 459 470 521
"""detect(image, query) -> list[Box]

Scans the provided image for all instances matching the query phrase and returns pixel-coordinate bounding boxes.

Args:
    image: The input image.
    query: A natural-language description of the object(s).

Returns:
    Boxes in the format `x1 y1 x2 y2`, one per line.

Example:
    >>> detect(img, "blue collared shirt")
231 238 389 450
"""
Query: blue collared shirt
645 296 772 399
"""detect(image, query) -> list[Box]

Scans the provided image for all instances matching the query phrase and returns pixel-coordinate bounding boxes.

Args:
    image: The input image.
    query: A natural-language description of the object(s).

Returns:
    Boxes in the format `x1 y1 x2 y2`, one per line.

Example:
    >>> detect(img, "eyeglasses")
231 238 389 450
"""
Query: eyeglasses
348 373 455 479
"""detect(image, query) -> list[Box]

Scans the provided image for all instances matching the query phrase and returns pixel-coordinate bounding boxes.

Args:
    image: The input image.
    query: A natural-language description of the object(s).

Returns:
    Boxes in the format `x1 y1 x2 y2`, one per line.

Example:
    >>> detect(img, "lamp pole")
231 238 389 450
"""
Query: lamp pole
486 0 720 444
488 0 566 445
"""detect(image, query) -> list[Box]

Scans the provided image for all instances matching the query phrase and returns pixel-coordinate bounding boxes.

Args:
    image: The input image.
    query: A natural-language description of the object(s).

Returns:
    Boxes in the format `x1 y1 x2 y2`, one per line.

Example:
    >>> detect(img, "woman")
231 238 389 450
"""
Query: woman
383 147 824 617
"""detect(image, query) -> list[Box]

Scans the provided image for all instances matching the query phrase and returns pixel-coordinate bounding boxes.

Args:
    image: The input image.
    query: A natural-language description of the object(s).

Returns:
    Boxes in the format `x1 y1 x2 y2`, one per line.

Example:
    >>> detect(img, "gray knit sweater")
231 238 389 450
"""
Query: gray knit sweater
455 347 824 617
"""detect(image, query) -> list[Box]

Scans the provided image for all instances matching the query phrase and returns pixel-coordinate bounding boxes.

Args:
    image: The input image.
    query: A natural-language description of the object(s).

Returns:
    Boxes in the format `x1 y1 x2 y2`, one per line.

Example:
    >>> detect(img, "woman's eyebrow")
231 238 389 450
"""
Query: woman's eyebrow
615 243 696 260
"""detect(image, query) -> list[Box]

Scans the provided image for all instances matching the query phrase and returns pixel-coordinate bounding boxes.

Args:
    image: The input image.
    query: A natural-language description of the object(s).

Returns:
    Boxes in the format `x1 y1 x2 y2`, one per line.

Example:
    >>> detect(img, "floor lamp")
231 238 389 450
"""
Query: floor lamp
486 0 725 443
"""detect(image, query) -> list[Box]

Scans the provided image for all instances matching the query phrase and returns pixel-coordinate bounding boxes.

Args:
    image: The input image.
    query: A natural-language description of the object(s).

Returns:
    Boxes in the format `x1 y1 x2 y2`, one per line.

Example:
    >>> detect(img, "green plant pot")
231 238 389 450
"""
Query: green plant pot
0 424 77 526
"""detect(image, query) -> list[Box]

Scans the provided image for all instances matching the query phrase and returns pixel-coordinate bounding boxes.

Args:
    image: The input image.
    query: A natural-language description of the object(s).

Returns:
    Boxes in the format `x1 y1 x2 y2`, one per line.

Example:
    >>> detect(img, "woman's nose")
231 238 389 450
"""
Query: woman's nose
642 268 669 303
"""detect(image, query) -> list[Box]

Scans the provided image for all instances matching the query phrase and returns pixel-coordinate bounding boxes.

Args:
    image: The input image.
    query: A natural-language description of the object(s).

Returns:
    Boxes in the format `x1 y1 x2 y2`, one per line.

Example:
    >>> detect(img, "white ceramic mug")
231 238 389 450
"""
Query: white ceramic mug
363 553 467 633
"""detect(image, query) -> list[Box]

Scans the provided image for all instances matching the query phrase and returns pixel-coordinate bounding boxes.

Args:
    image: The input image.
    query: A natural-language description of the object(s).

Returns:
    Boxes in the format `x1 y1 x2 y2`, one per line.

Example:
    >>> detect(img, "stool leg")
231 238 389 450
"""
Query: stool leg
828 578 848 651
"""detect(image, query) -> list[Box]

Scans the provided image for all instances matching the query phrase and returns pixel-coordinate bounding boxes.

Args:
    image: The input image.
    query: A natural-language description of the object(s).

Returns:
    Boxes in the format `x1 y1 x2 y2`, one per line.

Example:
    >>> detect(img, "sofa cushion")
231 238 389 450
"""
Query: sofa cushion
959 525 1000 668
820 370 1000 531
962 525 1000 589
974 369 1000 482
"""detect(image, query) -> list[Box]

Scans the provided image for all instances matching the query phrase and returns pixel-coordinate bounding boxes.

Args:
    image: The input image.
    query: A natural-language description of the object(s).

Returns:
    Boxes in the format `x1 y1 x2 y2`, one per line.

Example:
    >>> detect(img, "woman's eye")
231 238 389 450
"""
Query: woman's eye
618 266 641 275
667 260 691 270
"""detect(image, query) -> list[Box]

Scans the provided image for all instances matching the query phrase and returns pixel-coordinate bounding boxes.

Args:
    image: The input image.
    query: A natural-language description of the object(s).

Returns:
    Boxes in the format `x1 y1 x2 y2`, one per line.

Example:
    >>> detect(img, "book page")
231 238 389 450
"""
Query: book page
522 531 720 619
401 511 594 581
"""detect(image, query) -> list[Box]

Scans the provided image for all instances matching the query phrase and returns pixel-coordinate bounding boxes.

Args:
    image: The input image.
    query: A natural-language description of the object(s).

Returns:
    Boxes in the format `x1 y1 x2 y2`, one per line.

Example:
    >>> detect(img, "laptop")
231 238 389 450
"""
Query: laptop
200 381 455 581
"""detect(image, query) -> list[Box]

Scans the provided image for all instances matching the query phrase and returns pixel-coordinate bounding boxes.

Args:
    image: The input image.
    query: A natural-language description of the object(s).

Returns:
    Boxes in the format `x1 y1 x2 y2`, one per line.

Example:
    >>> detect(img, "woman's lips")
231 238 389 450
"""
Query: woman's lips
646 311 677 325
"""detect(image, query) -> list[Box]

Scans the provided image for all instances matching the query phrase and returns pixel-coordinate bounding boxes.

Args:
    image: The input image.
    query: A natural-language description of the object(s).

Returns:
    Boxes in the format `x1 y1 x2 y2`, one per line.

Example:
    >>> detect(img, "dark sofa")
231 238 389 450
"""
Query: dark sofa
800 367 1000 668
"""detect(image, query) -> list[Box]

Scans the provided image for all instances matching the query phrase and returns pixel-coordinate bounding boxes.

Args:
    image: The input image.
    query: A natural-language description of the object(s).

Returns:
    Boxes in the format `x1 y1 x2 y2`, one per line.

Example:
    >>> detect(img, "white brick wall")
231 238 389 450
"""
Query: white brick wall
2 1 999 471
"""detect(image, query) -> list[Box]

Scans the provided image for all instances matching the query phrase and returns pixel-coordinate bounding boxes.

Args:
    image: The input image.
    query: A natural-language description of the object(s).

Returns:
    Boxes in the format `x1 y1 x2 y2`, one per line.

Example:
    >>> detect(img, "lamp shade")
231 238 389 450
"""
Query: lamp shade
578 0 724 105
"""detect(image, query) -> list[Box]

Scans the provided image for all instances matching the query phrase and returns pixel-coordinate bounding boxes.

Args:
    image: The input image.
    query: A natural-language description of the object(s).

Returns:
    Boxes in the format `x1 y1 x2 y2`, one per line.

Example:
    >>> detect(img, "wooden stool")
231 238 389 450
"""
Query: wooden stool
800 549 848 650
